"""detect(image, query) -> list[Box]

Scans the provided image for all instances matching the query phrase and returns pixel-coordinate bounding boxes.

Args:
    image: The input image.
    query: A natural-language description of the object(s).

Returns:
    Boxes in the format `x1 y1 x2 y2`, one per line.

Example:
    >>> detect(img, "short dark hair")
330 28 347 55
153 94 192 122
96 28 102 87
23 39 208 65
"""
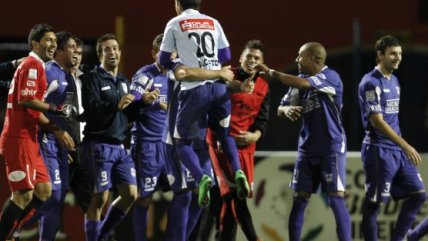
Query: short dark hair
244 40 265 54
55 31 76 51
152 34 163 50
177 0 201 10
28 23 55 48
375 35 400 55
96 33 119 55
75 37 83 48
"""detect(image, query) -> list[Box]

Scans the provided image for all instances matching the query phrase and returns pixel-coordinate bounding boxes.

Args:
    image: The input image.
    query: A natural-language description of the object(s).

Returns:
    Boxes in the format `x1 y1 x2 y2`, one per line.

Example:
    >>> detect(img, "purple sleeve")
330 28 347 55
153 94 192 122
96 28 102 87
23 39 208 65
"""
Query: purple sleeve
159 51 173 69
218 47 231 65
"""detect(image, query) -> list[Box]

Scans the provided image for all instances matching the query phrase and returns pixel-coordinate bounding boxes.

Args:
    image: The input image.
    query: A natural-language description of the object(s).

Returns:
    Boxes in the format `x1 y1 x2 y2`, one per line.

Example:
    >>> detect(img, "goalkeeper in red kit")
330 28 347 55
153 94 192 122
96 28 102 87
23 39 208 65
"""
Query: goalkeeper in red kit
206 40 269 241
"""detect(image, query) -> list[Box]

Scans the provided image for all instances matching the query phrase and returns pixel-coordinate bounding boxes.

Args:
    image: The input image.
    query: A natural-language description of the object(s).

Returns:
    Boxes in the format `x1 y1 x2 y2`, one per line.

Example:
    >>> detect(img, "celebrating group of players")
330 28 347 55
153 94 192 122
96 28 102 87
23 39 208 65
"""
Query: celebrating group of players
1 0 428 241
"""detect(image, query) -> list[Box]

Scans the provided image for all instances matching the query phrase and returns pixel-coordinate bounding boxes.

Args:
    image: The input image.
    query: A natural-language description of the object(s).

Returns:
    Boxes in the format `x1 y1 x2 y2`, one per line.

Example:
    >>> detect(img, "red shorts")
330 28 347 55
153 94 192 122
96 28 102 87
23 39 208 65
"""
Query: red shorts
0 136 50 192
208 144 254 197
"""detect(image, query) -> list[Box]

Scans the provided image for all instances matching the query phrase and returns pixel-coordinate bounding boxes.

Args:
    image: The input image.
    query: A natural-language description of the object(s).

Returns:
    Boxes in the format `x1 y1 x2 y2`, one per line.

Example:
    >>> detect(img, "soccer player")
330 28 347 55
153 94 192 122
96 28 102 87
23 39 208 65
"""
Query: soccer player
163 63 235 241
128 33 168 241
255 42 352 241
358 35 425 241
159 0 249 208
80 33 138 241
206 39 269 241
0 23 75 241
23 31 80 241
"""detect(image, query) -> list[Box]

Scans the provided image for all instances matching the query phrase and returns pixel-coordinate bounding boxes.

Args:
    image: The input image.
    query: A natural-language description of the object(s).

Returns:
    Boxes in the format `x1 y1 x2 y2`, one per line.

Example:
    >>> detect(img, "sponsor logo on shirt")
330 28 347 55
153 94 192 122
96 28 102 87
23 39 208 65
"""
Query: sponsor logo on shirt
8 170 26 182
179 19 215 31
28 68 37 79
365 90 376 101
21 88 37 96
101 86 111 91
26 80 36 87
383 89 390 93
385 98 399 113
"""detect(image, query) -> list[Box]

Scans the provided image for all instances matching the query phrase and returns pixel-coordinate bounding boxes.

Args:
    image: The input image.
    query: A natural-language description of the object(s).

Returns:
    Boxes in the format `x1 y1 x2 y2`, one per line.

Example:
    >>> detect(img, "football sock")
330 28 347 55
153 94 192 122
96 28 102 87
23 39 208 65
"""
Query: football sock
362 199 381 241
288 197 308 241
232 197 258 241
98 205 126 240
84 219 101 241
391 192 425 241
328 195 351 241
132 204 149 241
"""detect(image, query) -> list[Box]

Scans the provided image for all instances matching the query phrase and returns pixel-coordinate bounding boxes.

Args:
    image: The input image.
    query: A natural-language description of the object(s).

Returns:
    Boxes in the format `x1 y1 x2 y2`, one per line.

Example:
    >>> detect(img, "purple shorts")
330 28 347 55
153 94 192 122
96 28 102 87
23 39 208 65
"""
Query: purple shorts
174 82 231 141
362 144 425 203
130 141 170 198
81 141 137 193
290 151 347 194
39 139 69 191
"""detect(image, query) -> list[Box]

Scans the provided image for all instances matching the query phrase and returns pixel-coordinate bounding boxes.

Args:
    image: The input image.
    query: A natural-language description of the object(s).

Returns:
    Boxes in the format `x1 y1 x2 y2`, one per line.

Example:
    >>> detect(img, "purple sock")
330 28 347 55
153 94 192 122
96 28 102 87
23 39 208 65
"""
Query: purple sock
362 200 380 241
165 192 191 241
288 197 308 241
176 143 204 182
408 217 428 241
391 193 425 241
186 193 203 237
40 190 66 240
217 136 241 172
98 205 126 240
85 219 101 241
329 195 351 241
133 204 148 241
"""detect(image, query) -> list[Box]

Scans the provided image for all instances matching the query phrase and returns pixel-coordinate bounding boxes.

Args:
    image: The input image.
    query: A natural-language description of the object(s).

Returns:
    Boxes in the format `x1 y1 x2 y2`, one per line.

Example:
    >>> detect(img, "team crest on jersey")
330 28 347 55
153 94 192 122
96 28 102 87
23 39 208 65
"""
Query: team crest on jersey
28 68 37 79
179 19 214 31
365 90 375 101
137 75 149 86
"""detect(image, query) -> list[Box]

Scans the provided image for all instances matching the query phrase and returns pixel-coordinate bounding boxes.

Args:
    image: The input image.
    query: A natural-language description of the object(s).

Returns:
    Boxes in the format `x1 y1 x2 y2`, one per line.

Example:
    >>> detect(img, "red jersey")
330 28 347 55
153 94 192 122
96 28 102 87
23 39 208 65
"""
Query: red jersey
1 52 47 140
207 67 270 153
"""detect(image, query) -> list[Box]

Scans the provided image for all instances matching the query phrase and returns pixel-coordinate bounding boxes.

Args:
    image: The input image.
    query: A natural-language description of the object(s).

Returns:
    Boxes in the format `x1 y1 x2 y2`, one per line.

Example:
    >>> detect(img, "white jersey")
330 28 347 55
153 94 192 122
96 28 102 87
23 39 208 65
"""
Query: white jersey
160 9 229 90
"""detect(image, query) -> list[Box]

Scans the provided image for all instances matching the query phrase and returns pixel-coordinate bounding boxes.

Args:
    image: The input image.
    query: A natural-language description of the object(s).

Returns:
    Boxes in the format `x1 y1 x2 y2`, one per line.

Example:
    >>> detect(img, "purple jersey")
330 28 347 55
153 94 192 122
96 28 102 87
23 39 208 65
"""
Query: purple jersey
43 61 76 138
280 66 346 155
130 63 168 142
358 67 401 150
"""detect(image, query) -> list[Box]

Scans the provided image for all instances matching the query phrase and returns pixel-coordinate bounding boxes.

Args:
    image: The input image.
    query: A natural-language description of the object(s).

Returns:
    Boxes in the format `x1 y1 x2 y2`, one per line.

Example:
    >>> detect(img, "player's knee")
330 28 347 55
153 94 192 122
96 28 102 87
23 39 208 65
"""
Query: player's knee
135 196 152 207
174 139 192 147
90 192 109 209
363 198 382 211
294 191 311 200
13 190 33 206
408 191 426 205
122 186 138 204
327 191 345 198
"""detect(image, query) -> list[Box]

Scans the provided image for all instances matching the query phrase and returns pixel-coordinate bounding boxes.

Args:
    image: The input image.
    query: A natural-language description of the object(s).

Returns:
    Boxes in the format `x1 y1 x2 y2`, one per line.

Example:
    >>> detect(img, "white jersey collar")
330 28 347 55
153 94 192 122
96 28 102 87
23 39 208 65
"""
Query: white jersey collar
181 9 200 15
29 51 46 69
